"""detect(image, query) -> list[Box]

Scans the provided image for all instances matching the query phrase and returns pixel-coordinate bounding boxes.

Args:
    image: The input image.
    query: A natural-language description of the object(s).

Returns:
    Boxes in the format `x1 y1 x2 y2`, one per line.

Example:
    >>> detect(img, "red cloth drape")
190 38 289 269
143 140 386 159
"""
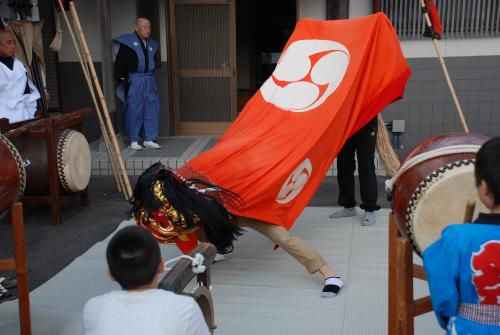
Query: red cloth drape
181 13 411 230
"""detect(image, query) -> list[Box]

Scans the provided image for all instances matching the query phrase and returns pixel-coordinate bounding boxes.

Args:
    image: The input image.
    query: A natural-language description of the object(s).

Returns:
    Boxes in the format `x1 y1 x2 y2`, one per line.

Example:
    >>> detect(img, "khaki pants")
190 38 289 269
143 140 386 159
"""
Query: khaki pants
238 217 326 274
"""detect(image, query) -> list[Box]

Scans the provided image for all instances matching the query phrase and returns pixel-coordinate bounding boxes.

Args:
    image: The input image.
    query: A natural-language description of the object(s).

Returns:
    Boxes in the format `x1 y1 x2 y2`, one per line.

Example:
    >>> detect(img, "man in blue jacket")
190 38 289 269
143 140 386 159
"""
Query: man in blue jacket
113 17 161 151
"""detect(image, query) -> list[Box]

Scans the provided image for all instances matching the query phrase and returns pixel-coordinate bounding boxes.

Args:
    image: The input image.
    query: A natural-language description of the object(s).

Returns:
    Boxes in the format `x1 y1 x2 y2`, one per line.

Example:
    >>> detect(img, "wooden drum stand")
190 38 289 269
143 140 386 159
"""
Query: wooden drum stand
0 203 31 335
388 202 475 334
387 212 432 335
1 108 90 225
159 243 217 334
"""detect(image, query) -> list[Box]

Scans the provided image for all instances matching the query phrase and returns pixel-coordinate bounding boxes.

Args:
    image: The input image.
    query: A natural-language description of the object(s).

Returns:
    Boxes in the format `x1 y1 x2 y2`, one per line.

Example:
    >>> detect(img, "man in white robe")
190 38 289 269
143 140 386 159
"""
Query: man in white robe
0 29 40 123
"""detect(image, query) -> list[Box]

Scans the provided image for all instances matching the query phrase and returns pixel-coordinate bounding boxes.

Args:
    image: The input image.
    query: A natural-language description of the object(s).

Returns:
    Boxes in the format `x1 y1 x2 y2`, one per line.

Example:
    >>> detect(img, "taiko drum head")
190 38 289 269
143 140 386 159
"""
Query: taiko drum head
406 160 487 255
391 132 489 256
57 129 91 193
13 128 91 195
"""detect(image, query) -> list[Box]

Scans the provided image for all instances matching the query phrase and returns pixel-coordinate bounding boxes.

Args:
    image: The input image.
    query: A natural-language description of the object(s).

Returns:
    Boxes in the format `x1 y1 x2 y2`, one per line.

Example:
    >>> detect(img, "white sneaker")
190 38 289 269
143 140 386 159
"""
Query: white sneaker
329 207 356 219
129 142 143 151
362 211 376 226
143 141 161 149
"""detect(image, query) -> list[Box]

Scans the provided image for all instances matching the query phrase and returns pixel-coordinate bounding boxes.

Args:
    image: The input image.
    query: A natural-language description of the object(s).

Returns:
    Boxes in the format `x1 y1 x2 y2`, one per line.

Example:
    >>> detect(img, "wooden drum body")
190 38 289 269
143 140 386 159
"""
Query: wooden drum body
12 128 91 196
0 134 26 214
391 133 489 255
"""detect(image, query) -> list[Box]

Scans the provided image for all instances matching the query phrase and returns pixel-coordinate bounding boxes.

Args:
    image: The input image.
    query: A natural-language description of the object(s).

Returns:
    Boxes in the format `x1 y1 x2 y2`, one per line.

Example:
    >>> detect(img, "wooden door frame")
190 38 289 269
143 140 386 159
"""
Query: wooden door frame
166 0 237 135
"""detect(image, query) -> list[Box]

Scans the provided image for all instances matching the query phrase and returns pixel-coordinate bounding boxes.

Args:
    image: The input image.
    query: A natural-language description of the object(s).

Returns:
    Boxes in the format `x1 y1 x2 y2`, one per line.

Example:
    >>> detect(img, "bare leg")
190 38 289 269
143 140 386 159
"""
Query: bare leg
318 264 338 280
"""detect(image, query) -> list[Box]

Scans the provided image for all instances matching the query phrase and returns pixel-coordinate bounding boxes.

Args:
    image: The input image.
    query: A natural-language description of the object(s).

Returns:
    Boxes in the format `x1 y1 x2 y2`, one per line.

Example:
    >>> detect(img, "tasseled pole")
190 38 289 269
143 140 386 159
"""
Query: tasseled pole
49 4 63 51
376 114 400 177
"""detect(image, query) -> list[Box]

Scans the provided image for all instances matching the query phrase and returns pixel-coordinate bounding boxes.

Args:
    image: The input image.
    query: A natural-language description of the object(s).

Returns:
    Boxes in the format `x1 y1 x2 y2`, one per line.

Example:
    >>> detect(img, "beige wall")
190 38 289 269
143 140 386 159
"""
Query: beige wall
159 0 168 62
298 0 326 19
110 0 137 40
57 0 137 62
58 0 101 62
349 0 372 18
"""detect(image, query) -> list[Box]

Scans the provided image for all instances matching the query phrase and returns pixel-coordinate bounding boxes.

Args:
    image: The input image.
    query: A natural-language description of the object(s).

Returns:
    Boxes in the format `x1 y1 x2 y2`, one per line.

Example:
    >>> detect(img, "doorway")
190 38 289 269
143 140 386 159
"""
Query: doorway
236 0 297 113
168 0 237 135
167 0 297 135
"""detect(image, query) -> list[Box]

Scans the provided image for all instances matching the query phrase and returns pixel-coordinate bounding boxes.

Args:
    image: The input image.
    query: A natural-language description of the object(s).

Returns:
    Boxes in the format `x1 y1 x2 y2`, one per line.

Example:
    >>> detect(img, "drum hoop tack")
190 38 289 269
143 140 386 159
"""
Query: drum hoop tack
0 133 26 200
405 159 475 256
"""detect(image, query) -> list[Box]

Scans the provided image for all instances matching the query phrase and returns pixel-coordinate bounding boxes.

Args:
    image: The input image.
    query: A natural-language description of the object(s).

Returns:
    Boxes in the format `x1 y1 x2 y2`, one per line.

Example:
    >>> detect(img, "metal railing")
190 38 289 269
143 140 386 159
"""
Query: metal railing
381 0 500 39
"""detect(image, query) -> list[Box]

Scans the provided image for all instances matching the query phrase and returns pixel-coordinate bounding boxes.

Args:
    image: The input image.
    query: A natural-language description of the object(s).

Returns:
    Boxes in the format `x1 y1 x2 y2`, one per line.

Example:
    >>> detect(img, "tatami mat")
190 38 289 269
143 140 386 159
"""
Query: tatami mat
0 208 442 334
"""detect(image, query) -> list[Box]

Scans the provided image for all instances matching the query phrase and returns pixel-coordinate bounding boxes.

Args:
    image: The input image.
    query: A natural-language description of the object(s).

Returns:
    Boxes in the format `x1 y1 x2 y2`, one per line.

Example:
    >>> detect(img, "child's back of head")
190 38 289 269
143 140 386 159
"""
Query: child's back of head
475 136 500 210
106 225 161 290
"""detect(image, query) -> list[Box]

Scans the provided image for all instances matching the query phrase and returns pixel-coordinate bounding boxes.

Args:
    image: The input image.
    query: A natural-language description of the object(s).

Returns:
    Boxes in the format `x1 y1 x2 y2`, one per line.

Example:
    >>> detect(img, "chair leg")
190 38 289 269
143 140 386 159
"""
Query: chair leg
395 236 414 334
388 213 398 335
11 202 31 335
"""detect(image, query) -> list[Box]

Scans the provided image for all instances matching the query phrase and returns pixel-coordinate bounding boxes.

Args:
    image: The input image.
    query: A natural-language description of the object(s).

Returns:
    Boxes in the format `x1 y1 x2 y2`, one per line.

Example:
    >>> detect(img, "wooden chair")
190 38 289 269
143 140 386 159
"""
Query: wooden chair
159 243 217 334
0 202 31 335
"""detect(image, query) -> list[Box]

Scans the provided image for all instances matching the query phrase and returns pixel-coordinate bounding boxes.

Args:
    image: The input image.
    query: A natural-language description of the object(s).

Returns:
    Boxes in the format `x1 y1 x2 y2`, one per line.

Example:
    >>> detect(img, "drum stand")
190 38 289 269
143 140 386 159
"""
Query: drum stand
3 109 90 225
22 111 90 225
159 243 217 334
387 212 432 335
0 203 31 335
388 201 477 334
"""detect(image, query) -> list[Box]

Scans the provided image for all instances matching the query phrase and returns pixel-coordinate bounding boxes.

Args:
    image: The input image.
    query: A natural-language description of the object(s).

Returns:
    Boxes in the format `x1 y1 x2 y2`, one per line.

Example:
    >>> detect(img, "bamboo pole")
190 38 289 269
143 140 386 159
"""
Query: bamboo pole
69 1 133 200
56 0 124 194
419 0 470 133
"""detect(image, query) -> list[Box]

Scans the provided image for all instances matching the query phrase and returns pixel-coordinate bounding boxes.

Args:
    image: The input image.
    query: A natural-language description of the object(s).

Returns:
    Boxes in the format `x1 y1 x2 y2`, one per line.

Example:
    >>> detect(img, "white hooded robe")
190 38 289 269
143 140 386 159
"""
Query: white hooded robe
0 57 40 123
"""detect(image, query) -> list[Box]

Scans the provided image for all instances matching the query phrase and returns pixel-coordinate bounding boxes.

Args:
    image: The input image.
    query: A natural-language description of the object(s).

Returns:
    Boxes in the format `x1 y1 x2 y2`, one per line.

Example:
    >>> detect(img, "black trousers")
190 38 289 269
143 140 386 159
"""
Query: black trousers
336 117 380 212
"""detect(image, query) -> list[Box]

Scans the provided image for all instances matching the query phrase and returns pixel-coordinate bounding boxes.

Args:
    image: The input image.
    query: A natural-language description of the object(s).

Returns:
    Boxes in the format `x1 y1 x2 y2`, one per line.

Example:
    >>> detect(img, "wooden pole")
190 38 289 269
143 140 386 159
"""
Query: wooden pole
69 1 133 200
11 202 31 335
463 200 476 223
57 0 124 194
395 236 414 334
419 0 470 133
388 212 398 335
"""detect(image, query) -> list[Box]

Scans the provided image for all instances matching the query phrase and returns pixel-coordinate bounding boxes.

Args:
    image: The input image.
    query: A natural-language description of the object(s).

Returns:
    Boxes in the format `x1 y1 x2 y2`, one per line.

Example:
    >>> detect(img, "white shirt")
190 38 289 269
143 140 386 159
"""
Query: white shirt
0 57 40 123
83 289 211 335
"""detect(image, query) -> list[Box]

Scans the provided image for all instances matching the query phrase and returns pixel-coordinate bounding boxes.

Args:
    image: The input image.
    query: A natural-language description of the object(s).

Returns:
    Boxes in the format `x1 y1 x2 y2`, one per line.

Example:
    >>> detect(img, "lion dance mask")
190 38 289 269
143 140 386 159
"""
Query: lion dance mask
131 163 243 253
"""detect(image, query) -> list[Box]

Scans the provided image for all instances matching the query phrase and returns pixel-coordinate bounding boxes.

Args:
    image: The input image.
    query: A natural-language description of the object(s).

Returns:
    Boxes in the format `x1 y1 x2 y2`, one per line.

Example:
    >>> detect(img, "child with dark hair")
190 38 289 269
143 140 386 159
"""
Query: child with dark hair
423 136 500 335
83 226 210 335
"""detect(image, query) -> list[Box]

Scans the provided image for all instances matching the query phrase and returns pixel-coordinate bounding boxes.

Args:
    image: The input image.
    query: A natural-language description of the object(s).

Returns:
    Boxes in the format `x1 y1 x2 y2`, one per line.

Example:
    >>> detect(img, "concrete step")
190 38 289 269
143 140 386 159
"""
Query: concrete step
90 136 389 177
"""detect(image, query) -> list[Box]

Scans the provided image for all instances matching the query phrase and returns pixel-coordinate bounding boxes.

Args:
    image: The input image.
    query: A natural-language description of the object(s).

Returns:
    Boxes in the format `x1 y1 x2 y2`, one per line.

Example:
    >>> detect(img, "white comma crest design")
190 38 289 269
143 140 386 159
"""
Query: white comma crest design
260 39 350 112
276 159 313 204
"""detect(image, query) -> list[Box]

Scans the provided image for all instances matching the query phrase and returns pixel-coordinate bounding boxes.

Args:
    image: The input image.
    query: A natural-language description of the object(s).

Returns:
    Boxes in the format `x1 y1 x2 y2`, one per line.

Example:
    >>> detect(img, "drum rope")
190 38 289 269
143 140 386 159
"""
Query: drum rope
164 253 206 274
385 144 481 192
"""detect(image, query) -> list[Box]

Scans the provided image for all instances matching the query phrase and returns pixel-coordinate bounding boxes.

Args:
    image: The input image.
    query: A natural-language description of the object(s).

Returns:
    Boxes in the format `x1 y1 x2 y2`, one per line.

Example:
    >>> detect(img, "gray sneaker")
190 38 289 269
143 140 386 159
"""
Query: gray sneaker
361 211 376 226
329 207 356 219
213 249 234 263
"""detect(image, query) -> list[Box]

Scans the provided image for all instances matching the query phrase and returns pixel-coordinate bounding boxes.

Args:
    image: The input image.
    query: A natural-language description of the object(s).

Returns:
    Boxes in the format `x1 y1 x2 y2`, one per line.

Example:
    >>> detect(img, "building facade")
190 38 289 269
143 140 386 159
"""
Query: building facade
38 0 500 155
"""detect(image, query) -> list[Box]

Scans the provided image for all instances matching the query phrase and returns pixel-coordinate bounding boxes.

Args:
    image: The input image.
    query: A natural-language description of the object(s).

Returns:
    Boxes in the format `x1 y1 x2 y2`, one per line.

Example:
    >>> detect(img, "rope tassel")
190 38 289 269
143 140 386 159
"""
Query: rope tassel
164 253 207 274
376 114 401 177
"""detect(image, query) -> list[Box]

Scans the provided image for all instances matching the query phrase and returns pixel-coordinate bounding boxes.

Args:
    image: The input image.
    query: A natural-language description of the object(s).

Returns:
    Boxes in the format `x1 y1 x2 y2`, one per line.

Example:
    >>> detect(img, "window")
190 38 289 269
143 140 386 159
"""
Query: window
381 0 500 39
